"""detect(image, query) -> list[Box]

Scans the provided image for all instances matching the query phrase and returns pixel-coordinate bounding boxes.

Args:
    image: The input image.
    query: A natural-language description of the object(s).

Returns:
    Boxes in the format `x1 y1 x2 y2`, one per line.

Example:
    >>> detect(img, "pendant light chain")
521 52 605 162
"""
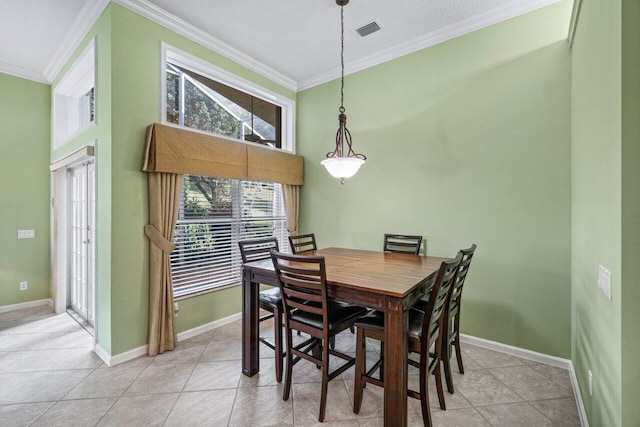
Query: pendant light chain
339 4 345 114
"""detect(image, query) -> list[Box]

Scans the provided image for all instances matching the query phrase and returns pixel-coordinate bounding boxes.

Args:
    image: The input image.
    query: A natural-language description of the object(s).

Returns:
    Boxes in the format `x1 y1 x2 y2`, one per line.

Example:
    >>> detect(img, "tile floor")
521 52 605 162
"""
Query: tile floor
0 305 582 426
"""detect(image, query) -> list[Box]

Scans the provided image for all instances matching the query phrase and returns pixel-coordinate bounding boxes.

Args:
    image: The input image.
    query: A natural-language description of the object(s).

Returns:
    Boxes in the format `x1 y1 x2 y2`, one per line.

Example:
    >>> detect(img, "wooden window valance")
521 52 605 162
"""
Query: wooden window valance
142 123 303 185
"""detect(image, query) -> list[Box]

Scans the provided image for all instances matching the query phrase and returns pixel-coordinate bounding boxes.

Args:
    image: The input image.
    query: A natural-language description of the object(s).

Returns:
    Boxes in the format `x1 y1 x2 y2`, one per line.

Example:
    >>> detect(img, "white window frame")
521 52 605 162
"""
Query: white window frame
53 38 97 149
160 43 296 153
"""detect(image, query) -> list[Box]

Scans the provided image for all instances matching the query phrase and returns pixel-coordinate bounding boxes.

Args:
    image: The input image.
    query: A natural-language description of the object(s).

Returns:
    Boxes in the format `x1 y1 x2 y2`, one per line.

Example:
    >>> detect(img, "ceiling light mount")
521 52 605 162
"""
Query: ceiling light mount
322 0 366 185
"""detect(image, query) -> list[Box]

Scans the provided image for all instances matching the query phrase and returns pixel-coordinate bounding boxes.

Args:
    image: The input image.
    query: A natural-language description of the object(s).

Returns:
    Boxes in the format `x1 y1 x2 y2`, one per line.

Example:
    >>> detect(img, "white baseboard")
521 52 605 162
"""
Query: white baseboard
96 342 148 367
97 312 243 367
0 298 52 314
460 333 571 369
569 363 590 427
176 312 242 341
460 333 588 426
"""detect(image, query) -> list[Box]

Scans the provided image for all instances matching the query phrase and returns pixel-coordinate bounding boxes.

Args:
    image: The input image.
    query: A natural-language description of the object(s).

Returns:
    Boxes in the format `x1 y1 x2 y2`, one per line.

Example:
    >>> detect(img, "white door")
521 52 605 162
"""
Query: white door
68 162 96 326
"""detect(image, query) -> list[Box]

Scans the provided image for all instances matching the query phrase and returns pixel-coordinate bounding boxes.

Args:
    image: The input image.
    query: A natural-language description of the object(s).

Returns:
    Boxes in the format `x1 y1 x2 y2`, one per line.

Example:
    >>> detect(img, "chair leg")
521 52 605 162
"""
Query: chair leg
454 332 464 374
329 335 336 350
274 307 283 383
442 340 454 394
353 327 365 414
435 358 446 410
283 327 294 401
420 356 433 427
318 337 331 422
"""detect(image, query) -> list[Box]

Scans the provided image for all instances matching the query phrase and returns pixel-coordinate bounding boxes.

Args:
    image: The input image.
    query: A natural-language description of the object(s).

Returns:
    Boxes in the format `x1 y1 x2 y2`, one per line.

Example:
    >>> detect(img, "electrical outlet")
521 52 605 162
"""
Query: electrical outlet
19 281 28 291
598 265 612 300
174 302 179 317
588 370 593 396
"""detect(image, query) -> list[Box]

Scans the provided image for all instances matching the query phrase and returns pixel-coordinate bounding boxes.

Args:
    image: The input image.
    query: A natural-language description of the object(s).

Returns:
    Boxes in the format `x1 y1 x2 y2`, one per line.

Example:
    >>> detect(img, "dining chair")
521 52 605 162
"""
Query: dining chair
441 244 477 392
271 251 368 422
238 237 285 382
288 233 317 254
412 244 477 393
352 253 463 426
383 233 423 255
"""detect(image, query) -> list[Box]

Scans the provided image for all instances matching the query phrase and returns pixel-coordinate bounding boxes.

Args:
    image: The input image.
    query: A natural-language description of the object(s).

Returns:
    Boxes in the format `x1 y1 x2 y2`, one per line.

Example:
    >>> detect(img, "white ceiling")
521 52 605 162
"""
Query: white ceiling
0 0 563 90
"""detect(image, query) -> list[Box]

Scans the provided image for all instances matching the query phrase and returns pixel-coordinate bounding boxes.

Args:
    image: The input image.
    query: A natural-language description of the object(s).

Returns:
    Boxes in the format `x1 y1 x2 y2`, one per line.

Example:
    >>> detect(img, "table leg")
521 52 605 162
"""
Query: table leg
383 297 409 427
242 268 259 376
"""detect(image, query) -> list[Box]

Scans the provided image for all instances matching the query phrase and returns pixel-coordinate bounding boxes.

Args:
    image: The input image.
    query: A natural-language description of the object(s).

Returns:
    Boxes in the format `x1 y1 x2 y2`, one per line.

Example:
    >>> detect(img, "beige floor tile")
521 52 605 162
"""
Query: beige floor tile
97 393 178 426
0 370 93 404
184 360 242 391
165 389 236 426
125 362 195 395
229 385 294 426
529 363 574 392
530 397 582 426
489 366 574 401
34 329 93 350
0 347 102 374
150 339 207 365
31 397 116 427
292 380 356 424
430 407 492 426
63 364 147 399
0 402 53 426
476 402 553 426
462 346 527 369
212 321 243 341
200 339 244 362
448 370 523 406
0 333 65 351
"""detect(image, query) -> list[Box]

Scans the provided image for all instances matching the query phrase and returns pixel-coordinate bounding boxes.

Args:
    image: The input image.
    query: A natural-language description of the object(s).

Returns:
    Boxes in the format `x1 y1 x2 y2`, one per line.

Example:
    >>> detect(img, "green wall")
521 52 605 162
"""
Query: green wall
51 8 113 353
570 0 640 425
297 2 573 358
0 73 51 308
107 4 295 354
621 0 640 424
571 0 624 424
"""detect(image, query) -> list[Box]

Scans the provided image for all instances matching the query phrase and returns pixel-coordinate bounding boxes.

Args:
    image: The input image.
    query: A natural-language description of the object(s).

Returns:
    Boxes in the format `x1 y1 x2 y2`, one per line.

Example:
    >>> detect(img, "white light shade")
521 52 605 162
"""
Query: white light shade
321 157 365 179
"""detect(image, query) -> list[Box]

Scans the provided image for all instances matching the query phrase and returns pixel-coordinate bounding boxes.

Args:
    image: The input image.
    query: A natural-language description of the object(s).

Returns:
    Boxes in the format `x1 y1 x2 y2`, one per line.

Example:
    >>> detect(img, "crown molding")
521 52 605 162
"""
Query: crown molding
43 0 110 83
297 0 563 91
113 0 297 92
0 61 48 84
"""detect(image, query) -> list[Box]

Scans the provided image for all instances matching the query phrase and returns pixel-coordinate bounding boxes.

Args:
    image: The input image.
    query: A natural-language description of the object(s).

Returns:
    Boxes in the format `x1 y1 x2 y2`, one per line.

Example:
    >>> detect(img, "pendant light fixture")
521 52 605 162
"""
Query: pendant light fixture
321 0 366 184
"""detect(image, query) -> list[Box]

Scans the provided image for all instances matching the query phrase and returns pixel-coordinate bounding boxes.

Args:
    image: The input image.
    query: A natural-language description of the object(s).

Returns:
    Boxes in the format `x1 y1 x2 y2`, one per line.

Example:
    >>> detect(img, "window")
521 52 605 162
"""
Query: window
166 62 282 148
163 47 294 297
53 38 96 148
171 176 288 297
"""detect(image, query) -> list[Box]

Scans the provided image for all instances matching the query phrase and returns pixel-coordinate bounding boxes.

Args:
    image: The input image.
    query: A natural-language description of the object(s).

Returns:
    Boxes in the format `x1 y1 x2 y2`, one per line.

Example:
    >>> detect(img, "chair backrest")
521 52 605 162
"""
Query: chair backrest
289 233 318 254
420 253 463 353
238 237 279 263
383 234 423 255
448 244 477 310
271 251 328 331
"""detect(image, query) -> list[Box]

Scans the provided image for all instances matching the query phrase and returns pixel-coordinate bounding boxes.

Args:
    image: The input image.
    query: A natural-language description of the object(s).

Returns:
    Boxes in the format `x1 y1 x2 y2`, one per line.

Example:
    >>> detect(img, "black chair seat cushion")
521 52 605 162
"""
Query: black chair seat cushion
259 287 282 309
291 301 367 331
354 310 384 332
408 308 427 341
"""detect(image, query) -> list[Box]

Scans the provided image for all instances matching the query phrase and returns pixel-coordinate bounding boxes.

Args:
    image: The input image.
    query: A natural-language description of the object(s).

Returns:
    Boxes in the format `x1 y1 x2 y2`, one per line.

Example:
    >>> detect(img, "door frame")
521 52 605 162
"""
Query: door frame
50 144 97 345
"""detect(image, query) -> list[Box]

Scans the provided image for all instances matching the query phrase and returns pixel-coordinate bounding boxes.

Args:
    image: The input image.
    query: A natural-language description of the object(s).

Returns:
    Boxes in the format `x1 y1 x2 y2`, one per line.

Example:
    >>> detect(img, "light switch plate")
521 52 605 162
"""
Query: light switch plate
17 229 35 239
598 265 612 300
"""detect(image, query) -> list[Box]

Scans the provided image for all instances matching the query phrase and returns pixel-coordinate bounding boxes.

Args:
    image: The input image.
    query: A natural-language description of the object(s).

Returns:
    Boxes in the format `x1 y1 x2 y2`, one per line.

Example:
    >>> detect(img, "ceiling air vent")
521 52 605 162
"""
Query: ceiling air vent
355 21 381 37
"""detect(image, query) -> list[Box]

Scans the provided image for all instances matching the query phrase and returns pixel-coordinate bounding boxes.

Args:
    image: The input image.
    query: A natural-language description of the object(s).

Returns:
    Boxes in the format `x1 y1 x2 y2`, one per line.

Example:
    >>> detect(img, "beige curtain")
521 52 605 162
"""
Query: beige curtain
283 184 300 236
145 172 183 356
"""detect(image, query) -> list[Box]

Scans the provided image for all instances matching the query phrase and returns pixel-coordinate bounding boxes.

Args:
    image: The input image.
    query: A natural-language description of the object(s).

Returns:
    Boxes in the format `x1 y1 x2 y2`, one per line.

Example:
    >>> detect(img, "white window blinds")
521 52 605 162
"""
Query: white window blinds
170 175 288 297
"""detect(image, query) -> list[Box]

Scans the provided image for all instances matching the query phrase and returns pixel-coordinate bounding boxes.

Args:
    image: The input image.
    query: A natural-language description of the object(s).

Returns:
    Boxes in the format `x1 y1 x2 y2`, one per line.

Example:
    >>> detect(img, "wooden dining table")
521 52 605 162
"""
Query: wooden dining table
241 247 447 426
